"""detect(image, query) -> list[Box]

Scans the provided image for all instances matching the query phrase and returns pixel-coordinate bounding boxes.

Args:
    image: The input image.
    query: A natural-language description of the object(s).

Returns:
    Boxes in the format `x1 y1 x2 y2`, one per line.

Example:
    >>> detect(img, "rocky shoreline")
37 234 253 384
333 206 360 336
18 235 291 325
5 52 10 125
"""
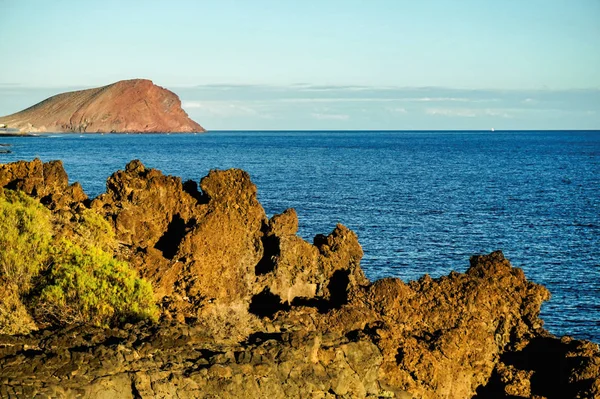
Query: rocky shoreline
0 159 598 398
0 143 11 154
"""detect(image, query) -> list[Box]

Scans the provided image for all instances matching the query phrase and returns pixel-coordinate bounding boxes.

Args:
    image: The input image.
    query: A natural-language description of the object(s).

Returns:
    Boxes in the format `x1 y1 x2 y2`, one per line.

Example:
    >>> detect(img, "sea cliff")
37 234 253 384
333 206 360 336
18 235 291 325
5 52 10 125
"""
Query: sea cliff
0 80 204 133
0 159 598 399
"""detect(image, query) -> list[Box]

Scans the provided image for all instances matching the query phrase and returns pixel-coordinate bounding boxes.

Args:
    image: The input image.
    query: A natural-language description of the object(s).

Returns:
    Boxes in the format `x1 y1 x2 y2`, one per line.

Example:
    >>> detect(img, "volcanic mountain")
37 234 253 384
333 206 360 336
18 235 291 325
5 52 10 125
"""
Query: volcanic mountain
0 79 205 133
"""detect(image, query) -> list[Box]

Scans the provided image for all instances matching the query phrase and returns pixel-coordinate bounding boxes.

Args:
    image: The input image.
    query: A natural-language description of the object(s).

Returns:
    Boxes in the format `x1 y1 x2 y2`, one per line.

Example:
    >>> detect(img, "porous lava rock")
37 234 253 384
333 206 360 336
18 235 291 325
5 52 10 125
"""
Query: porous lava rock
0 159 598 398
0 158 87 209
0 79 205 133
88 161 368 339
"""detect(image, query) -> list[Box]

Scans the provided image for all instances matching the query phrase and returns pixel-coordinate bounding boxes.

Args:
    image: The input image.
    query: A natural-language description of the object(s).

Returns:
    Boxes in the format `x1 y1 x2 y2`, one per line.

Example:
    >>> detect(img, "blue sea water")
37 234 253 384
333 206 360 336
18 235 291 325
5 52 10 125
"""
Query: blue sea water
1 130 599 342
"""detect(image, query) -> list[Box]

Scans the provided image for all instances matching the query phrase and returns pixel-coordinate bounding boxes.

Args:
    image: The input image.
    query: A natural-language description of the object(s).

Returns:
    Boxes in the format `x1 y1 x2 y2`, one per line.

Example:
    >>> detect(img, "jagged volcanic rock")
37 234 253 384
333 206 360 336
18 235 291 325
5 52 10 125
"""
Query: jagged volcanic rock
0 79 205 133
0 158 87 209
0 159 598 399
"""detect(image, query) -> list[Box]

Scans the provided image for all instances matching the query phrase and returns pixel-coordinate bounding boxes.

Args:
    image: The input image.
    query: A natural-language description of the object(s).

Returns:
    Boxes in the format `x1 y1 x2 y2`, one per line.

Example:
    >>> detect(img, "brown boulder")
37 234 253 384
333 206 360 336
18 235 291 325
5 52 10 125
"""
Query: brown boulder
0 158 87 209
90 160 365 335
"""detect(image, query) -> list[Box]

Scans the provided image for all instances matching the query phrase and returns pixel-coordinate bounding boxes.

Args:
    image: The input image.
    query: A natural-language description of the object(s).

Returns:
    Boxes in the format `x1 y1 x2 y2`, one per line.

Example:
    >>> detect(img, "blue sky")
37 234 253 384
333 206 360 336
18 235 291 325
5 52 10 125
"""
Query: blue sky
1 0 599 129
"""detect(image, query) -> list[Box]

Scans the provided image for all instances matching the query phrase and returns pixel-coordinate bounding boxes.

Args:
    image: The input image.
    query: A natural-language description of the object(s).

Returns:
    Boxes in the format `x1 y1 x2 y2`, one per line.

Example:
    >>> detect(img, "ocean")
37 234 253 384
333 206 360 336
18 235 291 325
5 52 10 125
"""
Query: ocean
1 130 598 342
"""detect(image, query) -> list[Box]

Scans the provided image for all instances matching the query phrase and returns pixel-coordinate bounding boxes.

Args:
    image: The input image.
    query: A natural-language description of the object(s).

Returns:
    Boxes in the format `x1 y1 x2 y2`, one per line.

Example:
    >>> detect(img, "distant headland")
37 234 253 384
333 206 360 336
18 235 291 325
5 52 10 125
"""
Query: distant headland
0 79 205 134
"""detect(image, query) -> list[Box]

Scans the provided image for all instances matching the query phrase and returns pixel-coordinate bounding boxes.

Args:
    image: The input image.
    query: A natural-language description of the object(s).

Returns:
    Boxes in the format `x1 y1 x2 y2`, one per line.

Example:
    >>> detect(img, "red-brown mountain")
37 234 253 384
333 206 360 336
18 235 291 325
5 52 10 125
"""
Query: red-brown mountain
0 79 205 133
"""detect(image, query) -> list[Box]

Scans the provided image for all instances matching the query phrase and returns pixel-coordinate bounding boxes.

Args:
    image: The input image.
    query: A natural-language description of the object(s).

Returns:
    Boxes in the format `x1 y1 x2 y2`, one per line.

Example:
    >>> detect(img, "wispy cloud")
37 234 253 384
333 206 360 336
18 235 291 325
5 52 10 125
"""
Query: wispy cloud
426 108 513 118
387 107 408 114
521 98 538 105
413 97 499 103
277 97 498 104
3 83 599 130
177 84 600 111
279 98 398 103
182 100 270 118
293 84 372 92
311 112 350 120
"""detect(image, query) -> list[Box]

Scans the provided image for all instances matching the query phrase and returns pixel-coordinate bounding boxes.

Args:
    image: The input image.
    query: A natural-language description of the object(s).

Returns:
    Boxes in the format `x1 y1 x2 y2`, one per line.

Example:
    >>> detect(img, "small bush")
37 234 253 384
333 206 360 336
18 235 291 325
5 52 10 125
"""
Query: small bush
73 209 117 252
0 282 38 335
33 239 158 327
0 189 52 291
0 188 158 331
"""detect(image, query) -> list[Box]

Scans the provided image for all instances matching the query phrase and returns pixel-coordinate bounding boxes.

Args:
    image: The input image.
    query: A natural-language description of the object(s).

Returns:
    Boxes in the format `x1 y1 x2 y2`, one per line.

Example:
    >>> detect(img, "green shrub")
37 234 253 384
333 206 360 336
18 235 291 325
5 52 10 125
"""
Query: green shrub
0 282 38 335
33 239 158 327
0 189 52 291
72 208 117 252
1 188 158 330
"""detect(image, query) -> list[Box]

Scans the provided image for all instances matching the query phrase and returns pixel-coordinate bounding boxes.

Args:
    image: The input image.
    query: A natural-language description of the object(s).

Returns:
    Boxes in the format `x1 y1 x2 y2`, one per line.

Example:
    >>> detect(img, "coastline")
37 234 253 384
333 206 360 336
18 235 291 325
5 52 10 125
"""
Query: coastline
0 131 210 136
0 133 37 137
1 130 598 343
0 158 598 398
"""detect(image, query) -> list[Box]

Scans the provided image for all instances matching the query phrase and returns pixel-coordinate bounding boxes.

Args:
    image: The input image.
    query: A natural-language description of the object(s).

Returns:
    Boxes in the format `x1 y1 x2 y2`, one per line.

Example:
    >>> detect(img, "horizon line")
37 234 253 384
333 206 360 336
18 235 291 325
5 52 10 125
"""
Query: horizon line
205 129 600 132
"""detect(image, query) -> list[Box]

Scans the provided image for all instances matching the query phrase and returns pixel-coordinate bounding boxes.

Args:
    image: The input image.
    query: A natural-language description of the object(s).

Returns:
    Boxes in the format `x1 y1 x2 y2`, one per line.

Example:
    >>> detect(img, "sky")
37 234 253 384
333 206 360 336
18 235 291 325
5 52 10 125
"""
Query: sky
1 0 599 130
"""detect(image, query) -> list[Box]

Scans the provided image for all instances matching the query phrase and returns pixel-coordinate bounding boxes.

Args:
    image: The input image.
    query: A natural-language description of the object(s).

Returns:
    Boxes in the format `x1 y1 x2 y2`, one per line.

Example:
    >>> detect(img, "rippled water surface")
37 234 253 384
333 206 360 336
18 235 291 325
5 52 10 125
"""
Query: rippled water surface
1 131 599 342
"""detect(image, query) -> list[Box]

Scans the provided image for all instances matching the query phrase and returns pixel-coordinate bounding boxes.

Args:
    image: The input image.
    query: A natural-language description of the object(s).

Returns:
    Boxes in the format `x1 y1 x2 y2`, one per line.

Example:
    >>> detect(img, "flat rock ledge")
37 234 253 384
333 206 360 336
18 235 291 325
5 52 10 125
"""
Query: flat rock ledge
0 159 599 399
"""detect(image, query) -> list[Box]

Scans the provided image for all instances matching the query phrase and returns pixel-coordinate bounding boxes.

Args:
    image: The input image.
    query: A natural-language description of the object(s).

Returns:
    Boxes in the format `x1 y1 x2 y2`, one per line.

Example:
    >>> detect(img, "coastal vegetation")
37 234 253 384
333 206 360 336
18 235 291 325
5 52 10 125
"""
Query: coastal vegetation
0 189 52 292
32 239 157 327
0 187 157 333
